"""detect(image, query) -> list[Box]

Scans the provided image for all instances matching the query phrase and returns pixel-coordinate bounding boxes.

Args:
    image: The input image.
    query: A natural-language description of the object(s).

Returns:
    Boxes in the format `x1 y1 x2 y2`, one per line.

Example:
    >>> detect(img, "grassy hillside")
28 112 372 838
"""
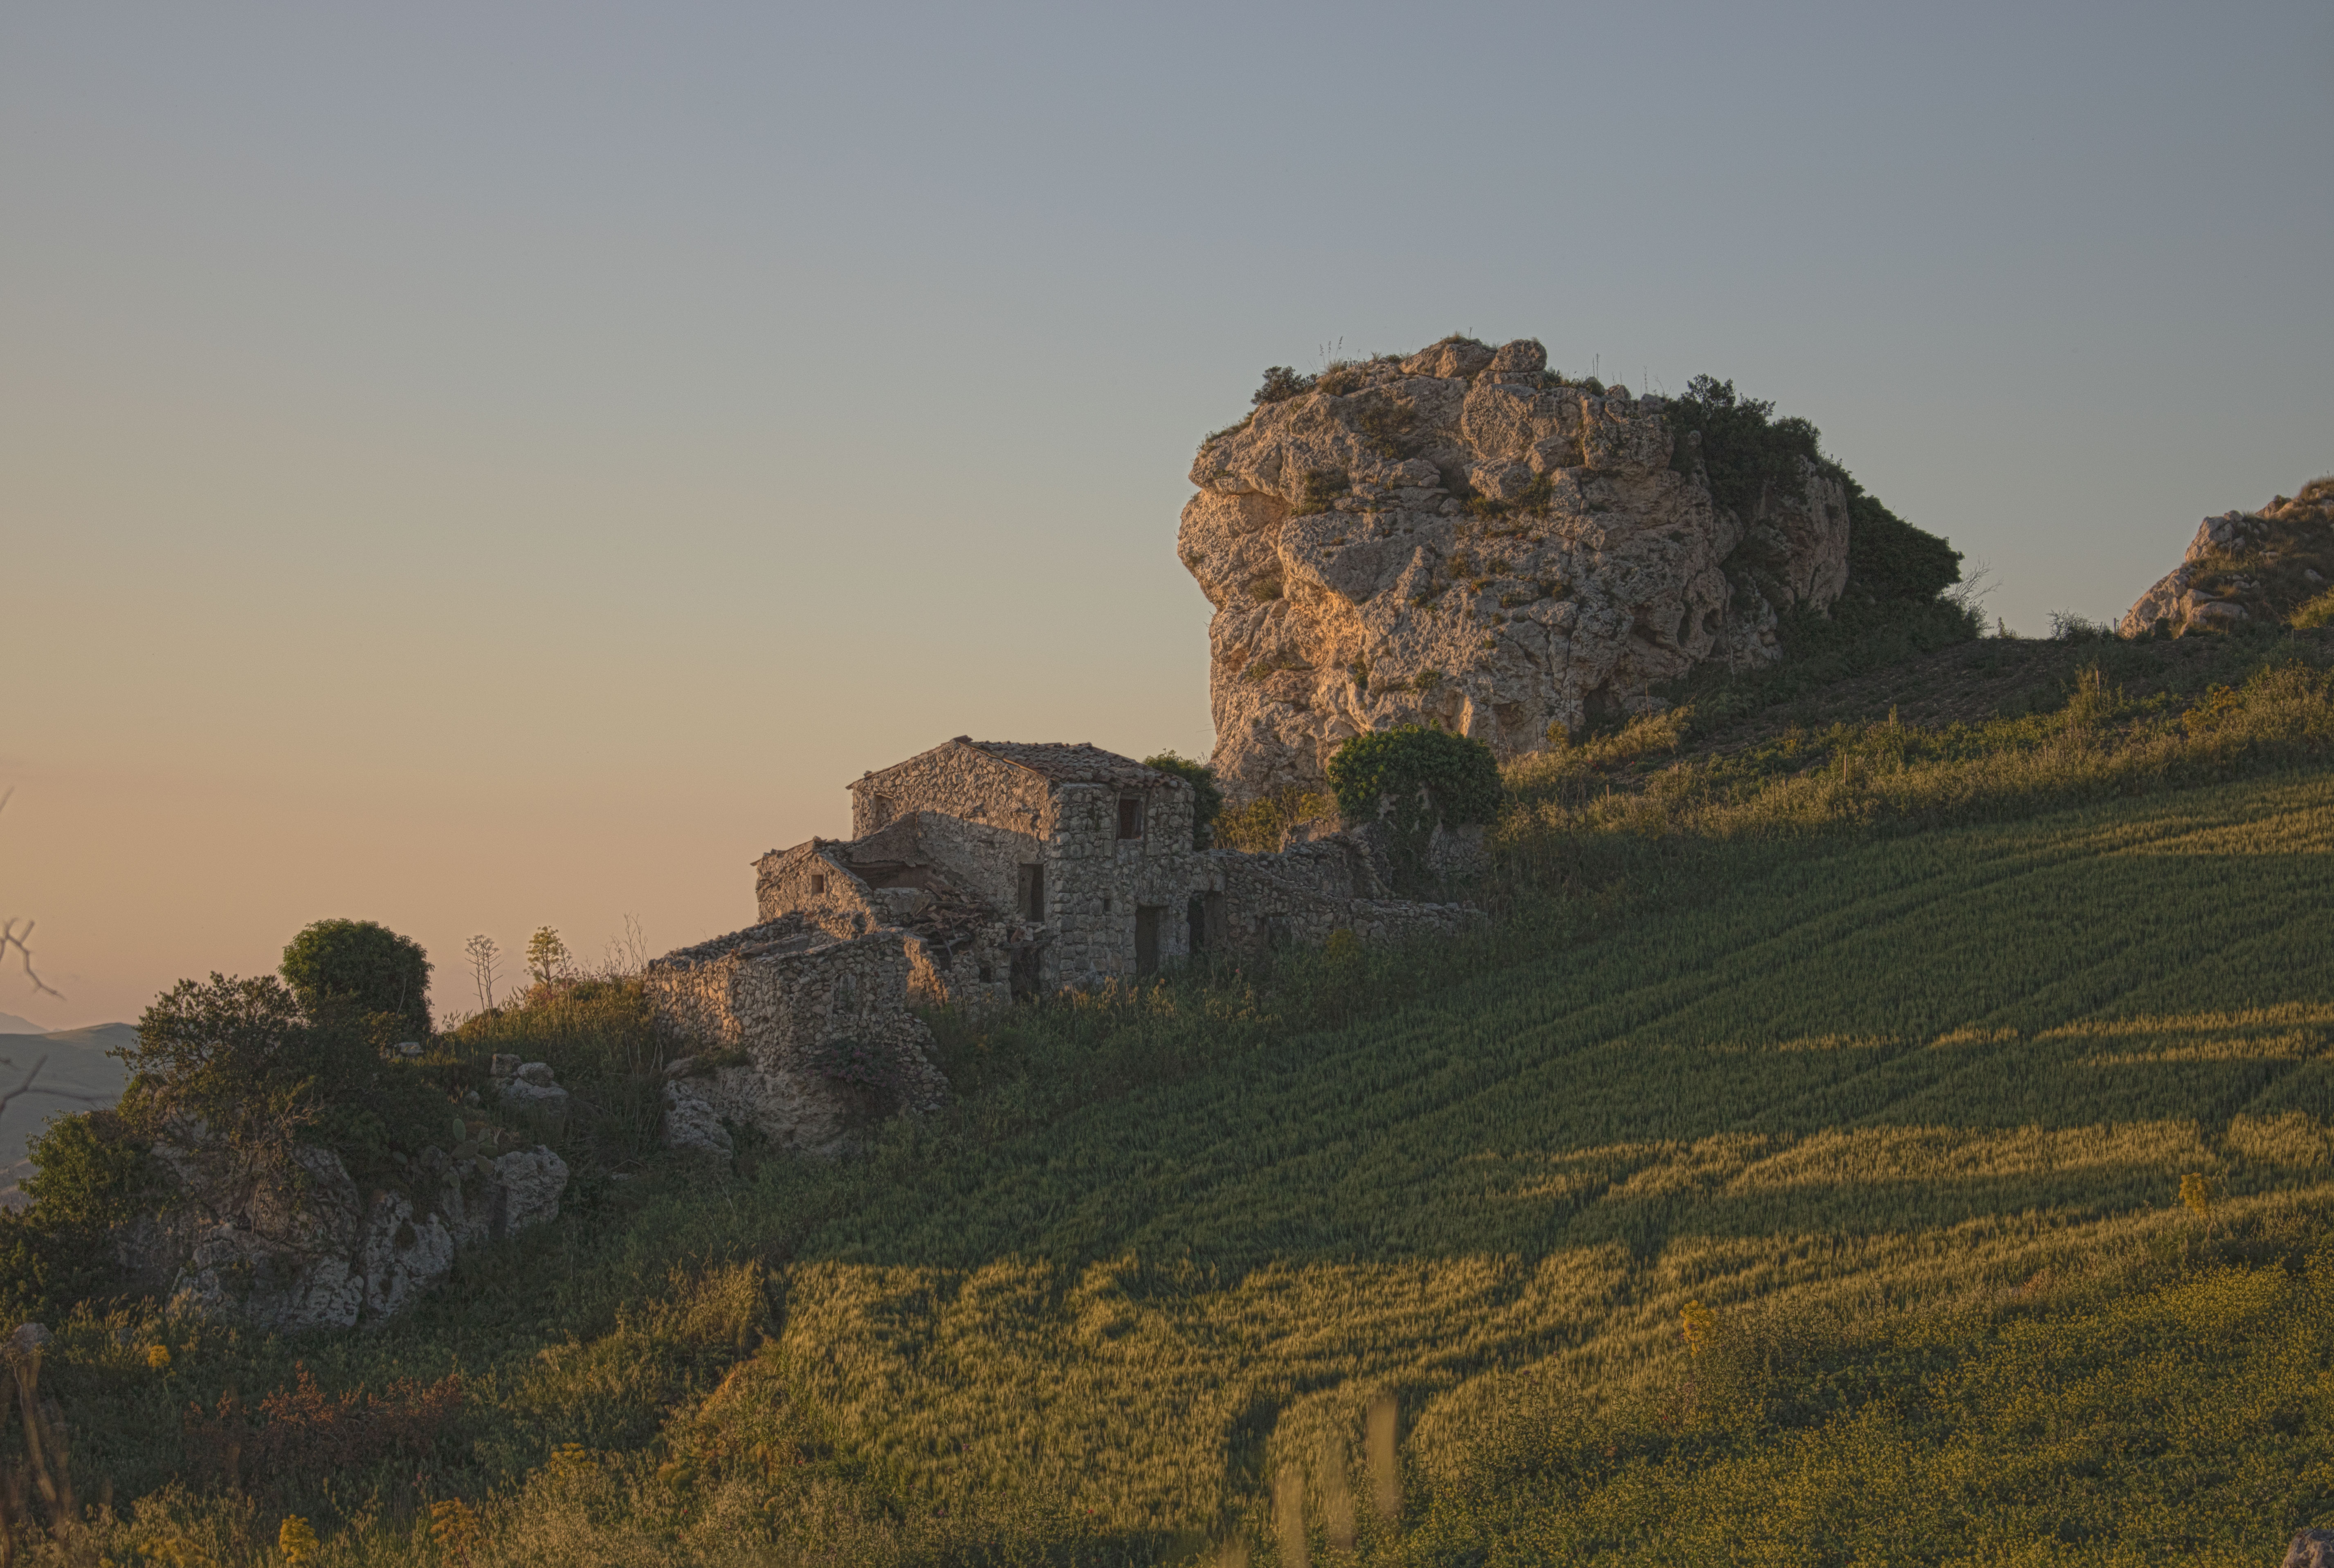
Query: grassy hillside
12 632 2334 1566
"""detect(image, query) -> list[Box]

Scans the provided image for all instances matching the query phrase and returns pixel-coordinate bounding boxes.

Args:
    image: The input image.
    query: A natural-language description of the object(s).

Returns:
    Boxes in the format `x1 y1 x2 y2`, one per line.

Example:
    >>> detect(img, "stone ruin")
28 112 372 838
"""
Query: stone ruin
1182 335 1854 804
645 738 1480 1155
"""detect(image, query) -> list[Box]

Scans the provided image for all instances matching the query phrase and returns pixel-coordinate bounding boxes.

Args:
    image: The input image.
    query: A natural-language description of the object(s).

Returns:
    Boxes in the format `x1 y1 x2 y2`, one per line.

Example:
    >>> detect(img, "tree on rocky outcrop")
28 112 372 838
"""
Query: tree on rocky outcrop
1663 375 1973 677
280 918 432 1041
1181 335 1972 809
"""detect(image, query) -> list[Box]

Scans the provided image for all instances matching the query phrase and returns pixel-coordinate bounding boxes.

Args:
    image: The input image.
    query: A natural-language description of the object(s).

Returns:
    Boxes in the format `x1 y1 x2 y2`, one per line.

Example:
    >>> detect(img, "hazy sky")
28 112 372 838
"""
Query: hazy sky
4 2 2328 1028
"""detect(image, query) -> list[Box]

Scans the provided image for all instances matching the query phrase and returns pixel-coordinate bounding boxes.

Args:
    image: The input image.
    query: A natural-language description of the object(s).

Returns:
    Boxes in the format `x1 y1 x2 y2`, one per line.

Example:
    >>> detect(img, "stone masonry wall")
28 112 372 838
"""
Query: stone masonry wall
645 919 945 1157
1212 849 1482 957
1038 780 1207 986
899 810 1042 916
755 842 885 932
850 743 1051 838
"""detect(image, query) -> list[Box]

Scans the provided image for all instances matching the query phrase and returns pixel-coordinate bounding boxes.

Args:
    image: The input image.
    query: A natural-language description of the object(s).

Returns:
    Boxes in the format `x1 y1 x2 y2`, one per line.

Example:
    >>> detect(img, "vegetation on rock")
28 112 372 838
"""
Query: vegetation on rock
279 918 433 1042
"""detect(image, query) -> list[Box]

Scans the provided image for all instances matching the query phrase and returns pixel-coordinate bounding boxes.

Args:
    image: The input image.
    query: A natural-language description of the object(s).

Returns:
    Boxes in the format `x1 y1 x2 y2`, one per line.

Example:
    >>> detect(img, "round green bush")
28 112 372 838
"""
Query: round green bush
1326 726 1502 832
280 918 432 1037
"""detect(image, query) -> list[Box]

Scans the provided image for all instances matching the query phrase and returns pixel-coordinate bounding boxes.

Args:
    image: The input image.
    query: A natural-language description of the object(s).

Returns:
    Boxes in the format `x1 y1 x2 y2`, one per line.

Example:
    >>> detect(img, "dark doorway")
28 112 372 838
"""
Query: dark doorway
1017 863 1045 921
1134 905 1161 976
1188 892 1224 957
1009 944 1041 1000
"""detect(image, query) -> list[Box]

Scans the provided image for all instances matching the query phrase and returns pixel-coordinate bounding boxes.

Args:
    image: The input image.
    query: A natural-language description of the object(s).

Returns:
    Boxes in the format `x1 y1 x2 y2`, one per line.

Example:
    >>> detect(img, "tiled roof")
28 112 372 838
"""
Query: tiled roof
963 741 1166 786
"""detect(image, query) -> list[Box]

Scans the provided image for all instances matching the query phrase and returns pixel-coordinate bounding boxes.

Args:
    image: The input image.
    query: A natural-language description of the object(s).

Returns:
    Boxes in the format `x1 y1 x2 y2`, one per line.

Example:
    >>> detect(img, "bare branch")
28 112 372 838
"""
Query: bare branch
0 1054 103 1121
0 918 61 999
0 788 63 999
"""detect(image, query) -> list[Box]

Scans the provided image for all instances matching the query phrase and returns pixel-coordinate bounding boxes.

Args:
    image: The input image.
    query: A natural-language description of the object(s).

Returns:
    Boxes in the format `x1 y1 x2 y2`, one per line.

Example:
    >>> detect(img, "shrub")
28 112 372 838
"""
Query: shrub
1663 376 1825 528
125 973 338 1152
1327 725 1502 830
119 971 452 1187
279 918 431 1040
1662 375 1971 692
1292 468 1347 516
185 1365 465 1505
1213 787 1334 854
1143 752 1224 848
449 977 667 1168
1252 366 1313 406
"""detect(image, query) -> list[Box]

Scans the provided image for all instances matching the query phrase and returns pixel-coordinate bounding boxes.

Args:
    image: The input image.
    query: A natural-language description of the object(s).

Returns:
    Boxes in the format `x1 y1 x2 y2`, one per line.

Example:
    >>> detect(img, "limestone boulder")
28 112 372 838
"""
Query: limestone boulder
126 1134 565 1332
1184 335 1853 802
499 1060 572 1114
2286 1529 2334 1568
2121 480 2334 637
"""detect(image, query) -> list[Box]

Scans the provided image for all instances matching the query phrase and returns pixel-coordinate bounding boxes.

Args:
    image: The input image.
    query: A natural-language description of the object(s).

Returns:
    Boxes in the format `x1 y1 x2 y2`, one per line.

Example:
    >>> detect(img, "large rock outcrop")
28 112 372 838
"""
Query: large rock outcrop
1182 336 1852 802
116 1132 566 1332
2121 477 2334 637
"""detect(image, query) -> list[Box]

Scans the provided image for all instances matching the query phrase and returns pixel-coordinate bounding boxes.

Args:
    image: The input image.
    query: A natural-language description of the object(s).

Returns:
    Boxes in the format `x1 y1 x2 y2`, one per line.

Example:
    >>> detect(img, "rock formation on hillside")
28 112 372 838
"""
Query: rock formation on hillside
1181 336 1855 803
2121 477 2334 637
113 1128 566 1331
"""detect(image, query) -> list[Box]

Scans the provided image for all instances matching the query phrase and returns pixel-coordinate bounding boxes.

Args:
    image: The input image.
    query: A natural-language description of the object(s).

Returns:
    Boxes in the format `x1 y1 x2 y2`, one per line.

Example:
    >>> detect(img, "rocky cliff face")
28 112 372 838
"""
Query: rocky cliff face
2121 477 2334 637
1182 336 1853 803
116 1129 566 1332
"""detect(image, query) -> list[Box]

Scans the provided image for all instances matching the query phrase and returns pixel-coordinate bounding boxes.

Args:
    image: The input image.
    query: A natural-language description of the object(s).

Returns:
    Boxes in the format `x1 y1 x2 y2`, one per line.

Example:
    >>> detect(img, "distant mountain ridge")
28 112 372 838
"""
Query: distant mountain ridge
0 1011 50 1034
1 1023 135 1209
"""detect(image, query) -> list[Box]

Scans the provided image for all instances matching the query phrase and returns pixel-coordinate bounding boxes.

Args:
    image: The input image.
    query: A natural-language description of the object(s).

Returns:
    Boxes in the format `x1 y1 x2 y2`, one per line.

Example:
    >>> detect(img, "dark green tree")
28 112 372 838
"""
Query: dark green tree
1143 752 1224 848
280 918 431 1039
1328 727 1501 892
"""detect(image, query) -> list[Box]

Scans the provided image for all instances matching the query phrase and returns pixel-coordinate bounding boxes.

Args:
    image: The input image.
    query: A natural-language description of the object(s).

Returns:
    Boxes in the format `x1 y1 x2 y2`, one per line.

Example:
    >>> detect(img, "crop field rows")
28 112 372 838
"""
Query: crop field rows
23 768 2334 1566
661 772 2334 1552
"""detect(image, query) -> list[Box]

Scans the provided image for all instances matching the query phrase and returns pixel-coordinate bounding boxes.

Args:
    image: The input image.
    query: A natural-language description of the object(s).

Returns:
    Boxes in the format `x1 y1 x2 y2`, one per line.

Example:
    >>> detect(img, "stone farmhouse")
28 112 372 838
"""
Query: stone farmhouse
644 737 1478 1155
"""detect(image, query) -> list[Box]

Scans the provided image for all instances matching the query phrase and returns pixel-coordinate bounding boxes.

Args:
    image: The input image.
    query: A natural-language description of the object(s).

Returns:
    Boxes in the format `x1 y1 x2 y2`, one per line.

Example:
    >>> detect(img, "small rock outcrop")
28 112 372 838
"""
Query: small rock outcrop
1183 337 1854 802
2286 1529 2334 1568
118 1133 566 1332
2122 477 2334 637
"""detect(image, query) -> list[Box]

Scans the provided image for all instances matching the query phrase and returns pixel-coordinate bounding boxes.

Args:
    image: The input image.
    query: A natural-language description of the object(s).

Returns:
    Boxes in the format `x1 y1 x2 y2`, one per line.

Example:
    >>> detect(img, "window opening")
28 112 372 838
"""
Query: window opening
1017 863 1046 921
1117 796 1143 840
811 875 827 895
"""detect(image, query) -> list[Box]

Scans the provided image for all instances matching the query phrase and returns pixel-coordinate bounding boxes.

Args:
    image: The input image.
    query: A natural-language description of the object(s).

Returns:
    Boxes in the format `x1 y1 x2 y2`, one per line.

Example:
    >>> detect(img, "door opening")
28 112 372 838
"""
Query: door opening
1134 905 1162 976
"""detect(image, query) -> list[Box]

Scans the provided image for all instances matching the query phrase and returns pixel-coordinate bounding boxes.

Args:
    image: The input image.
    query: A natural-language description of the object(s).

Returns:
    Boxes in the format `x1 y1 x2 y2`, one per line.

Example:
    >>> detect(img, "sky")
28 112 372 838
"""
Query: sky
3 1 2328 1029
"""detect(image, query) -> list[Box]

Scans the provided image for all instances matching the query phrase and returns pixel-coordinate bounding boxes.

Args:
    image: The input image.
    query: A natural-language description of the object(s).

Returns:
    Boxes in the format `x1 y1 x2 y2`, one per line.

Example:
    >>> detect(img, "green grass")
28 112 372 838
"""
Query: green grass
16 647 2334 1565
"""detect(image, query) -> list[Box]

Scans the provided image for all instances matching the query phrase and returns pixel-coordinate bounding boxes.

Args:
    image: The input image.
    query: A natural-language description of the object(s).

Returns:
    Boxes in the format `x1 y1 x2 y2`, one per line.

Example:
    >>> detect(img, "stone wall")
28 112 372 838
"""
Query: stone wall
1209 842 1483 959
1036 781 1208 986
755 841 884 933
876 810 1042 919
850 741 1051 838
645 915 946 1157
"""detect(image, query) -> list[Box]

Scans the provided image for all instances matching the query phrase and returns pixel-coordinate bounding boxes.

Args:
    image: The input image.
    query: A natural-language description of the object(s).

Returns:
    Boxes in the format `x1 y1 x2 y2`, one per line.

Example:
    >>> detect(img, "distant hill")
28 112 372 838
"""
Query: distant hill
0 1023 133 1209
0 1011 49 1034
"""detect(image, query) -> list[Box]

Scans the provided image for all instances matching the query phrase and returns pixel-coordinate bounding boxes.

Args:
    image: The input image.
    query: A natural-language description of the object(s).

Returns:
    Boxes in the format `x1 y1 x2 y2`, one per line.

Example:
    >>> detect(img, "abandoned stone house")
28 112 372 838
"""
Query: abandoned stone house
643 736 1479 1155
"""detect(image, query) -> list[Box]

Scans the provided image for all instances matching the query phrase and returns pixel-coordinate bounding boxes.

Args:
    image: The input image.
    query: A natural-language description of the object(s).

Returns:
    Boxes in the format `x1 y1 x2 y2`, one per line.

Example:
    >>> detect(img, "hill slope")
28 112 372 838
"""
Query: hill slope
15 633 2334 1565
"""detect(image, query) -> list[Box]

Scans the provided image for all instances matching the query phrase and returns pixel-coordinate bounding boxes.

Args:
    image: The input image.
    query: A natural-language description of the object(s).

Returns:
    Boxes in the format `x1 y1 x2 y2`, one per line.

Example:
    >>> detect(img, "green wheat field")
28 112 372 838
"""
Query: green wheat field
17 638 2334 1566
